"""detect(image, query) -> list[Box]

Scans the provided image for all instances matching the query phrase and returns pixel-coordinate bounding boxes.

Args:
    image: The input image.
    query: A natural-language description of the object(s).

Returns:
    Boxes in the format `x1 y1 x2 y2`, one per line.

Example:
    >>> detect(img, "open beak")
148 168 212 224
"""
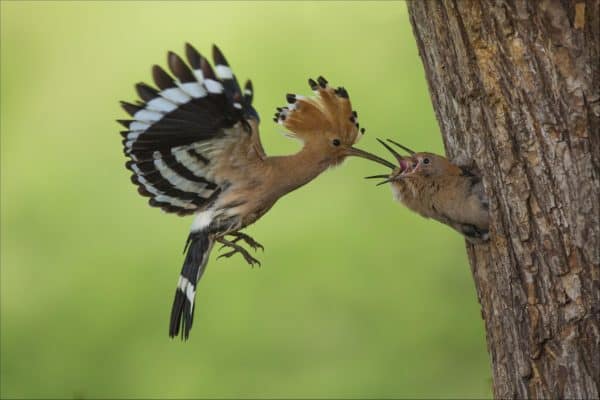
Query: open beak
373 137 417 174
345 147 396 169
386 138 415 155
364 173 397 186
360 138 417 186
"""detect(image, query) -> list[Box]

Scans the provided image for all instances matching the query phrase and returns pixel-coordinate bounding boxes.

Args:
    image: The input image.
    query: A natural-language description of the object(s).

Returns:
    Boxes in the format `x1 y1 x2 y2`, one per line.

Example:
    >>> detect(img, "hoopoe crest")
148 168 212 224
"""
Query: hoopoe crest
276 77 364 155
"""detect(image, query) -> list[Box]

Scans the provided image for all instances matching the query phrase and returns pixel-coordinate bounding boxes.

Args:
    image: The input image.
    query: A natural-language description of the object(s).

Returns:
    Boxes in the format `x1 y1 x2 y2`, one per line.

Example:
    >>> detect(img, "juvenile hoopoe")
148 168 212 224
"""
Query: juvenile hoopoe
119 44 393 339
366 139 489 243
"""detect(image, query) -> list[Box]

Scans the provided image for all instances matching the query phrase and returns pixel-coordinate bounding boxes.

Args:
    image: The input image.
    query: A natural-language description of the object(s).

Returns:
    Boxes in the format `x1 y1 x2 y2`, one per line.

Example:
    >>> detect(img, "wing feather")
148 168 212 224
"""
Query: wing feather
119 44 260 214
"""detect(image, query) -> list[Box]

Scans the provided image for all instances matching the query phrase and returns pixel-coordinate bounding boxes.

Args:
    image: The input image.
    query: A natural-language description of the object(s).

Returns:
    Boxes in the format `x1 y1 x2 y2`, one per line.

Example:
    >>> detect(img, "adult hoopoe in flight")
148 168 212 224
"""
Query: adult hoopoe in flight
119 43 393 340
366 139 489 243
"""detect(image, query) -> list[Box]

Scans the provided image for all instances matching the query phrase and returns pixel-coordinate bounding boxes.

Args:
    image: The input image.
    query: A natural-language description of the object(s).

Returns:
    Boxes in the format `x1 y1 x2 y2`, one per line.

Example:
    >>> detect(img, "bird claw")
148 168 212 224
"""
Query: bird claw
218 249 261 267
244 238 264 252
228 232 264 252
216 237 262 267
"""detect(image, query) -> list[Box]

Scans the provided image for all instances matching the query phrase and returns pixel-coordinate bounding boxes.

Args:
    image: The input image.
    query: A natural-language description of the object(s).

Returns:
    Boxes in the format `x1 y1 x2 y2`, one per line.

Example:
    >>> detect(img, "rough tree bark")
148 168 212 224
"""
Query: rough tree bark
407 1 599 398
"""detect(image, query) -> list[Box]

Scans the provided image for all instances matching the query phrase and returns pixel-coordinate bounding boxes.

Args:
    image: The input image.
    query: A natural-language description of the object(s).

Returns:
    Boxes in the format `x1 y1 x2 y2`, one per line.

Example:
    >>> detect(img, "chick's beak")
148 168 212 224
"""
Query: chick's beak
345 147 396 169
399 158 411 172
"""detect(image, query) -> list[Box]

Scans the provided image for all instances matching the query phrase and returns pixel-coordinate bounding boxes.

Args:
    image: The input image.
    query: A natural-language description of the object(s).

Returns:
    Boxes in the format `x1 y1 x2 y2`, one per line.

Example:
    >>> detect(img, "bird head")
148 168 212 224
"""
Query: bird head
275 76 394 168
404 152 460 178
364 139 461 185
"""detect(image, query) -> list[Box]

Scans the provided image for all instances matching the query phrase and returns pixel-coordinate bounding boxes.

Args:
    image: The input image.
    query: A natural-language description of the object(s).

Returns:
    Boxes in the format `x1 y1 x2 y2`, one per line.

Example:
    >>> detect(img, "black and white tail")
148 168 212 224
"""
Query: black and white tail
169 231 213 339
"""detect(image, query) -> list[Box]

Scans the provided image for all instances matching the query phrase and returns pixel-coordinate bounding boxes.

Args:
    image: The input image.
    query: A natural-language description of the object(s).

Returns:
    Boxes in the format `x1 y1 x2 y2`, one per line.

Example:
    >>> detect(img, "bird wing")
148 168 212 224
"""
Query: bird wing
458 165 488 209
119 44 264 215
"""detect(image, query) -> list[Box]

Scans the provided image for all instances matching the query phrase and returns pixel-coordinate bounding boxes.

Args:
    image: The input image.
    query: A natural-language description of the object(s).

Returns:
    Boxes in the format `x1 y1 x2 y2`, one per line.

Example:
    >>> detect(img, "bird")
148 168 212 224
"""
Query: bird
118 43 394 340
365 139 489 243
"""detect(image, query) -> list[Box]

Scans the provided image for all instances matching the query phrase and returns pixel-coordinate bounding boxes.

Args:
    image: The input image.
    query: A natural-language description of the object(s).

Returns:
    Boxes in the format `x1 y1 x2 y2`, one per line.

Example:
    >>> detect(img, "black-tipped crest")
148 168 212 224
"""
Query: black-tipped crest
277 76 367 146
334 87 349 98
317 76 328 88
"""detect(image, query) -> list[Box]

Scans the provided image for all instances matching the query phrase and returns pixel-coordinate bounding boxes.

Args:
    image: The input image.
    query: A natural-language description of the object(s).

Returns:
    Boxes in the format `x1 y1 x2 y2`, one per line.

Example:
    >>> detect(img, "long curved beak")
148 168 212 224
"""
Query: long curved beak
345 147 396 169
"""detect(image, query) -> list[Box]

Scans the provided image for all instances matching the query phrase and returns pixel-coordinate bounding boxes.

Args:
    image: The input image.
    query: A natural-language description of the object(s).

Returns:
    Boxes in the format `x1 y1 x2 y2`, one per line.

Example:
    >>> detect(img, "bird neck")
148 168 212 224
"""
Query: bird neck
266 142 330 196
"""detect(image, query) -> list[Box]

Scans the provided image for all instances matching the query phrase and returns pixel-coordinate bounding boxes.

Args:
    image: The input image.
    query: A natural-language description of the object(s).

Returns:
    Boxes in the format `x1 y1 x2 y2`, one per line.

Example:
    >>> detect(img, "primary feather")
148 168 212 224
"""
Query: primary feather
120 44 257 216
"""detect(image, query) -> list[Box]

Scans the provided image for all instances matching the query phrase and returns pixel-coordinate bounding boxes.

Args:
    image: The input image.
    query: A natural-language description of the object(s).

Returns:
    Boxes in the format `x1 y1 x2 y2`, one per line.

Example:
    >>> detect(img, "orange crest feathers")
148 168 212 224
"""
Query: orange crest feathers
274 76 365 144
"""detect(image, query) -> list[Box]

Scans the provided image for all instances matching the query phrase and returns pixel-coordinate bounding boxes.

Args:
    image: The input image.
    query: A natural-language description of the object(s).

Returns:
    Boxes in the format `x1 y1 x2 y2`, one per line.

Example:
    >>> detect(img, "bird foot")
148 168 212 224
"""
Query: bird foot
228 232 264 252
216 238 261 267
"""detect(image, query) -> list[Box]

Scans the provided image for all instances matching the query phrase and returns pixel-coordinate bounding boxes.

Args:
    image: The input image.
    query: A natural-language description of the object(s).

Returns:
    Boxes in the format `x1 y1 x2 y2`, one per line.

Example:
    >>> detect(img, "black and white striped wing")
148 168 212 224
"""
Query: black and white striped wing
119 44 259 215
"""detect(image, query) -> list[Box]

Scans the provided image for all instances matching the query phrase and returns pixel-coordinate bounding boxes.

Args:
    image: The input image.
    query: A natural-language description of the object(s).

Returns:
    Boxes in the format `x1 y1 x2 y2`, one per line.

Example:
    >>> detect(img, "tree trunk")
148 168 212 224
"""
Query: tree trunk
406 1 599 398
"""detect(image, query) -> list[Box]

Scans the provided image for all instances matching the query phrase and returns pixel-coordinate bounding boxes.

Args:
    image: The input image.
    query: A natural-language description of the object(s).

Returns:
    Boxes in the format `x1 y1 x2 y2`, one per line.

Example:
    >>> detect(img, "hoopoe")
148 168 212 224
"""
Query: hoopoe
366 139 489 243
119 44 393 340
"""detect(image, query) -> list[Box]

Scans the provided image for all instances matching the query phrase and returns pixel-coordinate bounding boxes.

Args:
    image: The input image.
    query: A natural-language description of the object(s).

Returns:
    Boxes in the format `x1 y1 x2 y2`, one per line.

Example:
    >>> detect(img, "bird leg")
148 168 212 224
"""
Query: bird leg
227 231 264 252
216 237 261 267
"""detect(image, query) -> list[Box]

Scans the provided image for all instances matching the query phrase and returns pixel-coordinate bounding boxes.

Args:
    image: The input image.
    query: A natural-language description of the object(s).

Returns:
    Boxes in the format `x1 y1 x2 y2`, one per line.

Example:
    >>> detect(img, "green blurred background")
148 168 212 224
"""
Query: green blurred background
1 1 491 398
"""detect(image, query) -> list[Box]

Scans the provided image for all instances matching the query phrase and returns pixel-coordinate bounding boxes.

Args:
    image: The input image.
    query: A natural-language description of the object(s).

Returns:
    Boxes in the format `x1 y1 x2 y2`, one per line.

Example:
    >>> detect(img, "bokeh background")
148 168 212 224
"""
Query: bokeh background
1 1 491 398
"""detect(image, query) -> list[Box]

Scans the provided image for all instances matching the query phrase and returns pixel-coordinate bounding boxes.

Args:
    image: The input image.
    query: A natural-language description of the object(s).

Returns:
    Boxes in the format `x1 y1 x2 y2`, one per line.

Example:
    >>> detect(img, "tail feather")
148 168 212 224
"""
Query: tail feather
169 231 212 340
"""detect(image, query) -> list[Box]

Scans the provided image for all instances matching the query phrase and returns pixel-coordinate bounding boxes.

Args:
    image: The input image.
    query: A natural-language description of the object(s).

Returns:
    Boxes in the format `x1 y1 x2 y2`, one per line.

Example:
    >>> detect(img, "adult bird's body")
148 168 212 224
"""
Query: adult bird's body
119 44 392 339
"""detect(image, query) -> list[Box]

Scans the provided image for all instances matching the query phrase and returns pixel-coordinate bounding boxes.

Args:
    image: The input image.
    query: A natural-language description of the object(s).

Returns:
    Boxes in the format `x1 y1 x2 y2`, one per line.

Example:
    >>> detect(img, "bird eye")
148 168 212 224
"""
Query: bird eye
423 158 430 165
332 139 341 146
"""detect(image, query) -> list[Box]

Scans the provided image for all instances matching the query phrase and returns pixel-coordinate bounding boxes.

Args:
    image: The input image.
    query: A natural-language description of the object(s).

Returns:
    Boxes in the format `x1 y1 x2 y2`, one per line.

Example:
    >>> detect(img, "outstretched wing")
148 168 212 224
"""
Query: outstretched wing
119 44 261 215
